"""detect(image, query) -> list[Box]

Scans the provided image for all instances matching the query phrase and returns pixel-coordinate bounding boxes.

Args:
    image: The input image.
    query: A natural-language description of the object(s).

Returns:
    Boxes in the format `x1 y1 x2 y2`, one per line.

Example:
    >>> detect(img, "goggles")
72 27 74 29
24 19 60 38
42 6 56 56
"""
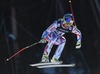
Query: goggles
64 20 73 26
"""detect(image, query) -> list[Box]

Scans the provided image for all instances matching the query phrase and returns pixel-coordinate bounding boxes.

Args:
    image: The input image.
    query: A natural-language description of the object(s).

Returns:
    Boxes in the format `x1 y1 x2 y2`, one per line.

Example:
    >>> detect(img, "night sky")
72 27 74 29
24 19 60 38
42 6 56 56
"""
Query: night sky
0 0 100 74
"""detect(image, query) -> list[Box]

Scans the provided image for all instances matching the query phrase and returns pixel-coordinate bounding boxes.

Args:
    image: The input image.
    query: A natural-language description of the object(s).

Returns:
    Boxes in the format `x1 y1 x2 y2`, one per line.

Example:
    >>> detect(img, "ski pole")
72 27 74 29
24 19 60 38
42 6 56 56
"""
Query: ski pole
69 0 77 26
6 41 41 62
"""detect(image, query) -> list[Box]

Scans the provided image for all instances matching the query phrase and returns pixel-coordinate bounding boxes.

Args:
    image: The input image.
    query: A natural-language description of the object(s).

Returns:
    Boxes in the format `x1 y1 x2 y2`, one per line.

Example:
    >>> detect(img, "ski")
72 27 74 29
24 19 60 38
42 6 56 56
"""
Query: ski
37 63 75 68
29 62 61 67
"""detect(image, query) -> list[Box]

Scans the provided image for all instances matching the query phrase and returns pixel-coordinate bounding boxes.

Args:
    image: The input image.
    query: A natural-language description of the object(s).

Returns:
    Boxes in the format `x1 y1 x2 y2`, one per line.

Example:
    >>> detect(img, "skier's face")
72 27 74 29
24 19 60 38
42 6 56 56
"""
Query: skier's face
63 20 73 28
63 18 73 27
65 22 72 27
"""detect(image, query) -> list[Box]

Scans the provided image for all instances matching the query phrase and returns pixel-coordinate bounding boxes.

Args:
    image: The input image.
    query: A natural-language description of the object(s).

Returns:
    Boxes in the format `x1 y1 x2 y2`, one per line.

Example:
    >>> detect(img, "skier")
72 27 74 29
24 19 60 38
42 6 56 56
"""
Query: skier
39 13 82 63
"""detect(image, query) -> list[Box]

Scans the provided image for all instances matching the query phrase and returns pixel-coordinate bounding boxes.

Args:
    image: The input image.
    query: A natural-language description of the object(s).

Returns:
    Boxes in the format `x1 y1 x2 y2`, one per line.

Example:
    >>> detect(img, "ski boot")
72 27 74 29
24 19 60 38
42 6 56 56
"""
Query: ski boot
51 57 63 64
41 53 49 63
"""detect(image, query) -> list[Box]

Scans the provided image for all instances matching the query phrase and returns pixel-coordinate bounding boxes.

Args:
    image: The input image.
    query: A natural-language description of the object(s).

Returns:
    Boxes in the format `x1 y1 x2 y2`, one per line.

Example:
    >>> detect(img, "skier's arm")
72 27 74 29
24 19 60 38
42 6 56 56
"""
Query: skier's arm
72 26 82 49
46 21 58 32
40 21 58 43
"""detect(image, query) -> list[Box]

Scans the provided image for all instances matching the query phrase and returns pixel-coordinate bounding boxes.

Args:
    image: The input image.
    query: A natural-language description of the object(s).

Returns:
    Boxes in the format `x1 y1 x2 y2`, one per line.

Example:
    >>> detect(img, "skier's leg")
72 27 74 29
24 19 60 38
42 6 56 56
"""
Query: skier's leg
41 32 57 62
51 36 66 63
41 41 54 62
44 41 54 55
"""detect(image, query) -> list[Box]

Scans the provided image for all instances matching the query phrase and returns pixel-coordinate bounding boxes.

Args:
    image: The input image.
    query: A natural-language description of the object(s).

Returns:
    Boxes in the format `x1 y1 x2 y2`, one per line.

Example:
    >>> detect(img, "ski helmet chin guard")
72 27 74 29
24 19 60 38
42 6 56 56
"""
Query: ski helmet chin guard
63 13 74 26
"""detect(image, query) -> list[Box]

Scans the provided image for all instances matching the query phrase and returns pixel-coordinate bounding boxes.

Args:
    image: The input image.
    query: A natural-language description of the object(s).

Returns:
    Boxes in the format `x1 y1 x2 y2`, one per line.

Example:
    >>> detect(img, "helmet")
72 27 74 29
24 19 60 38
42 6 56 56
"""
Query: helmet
63 13 74 26
63 13 74 23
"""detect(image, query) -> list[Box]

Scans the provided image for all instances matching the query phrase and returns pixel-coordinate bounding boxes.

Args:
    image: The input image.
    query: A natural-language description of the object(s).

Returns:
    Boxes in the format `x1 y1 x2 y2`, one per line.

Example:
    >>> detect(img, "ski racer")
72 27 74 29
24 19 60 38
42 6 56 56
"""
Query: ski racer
39 13 82 63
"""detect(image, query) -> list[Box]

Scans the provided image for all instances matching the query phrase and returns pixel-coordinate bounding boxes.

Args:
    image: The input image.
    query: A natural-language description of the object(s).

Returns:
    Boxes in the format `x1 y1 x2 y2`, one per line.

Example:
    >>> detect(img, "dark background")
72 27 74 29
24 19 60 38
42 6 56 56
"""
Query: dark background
0 0 100 74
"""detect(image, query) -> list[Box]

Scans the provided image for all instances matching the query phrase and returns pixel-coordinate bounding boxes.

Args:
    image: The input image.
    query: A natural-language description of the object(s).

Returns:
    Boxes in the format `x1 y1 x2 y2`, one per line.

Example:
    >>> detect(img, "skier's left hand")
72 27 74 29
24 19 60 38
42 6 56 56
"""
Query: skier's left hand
76 42 81 49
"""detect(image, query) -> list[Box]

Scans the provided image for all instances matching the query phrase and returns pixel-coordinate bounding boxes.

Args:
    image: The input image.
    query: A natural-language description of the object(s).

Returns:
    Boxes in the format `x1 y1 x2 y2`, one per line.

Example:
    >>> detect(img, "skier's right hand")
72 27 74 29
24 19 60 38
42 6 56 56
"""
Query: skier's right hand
39 38 47 43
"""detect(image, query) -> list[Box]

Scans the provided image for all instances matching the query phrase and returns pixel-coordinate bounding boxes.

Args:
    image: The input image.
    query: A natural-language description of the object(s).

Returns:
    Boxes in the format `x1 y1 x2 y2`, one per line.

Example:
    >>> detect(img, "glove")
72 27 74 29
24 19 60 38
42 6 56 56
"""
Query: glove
39 38 47 43
76 42 81 49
